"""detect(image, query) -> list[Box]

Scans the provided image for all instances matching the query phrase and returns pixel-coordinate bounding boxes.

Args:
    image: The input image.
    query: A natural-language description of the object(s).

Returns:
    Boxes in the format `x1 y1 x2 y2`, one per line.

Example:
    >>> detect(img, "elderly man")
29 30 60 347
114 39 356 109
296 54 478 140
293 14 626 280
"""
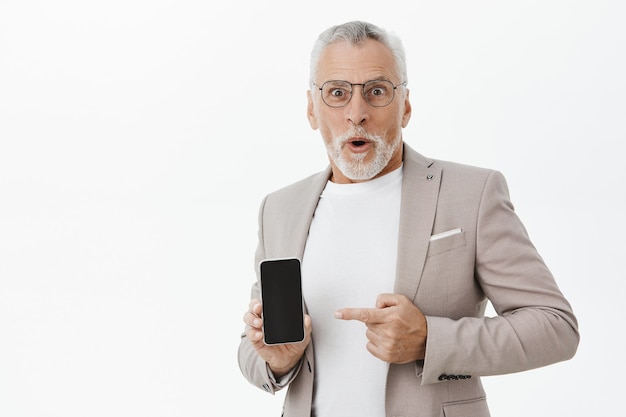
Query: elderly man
239 20 579 417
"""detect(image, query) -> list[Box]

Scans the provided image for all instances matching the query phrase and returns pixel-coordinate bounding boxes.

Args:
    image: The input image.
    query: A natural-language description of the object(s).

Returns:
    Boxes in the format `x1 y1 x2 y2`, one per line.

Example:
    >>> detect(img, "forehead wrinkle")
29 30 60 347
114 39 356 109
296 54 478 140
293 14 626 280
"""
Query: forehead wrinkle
320 60 395 83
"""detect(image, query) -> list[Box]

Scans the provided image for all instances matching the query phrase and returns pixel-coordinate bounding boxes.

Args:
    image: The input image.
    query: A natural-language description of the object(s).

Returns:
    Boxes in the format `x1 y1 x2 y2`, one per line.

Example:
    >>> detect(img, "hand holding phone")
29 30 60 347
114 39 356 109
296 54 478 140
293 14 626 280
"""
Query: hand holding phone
259 258 305 345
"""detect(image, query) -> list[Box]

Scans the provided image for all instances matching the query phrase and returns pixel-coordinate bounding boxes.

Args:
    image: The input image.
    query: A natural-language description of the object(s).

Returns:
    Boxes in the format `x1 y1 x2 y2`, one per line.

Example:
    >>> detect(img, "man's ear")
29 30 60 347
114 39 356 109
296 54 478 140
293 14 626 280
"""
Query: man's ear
401 88 412 128
307 90 318 130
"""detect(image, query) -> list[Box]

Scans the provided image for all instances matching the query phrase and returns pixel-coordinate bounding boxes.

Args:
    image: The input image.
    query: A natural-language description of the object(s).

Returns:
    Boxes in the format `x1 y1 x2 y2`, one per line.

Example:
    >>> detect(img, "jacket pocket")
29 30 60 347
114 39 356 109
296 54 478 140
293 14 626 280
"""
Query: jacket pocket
427 230 466 257
443 397 490 417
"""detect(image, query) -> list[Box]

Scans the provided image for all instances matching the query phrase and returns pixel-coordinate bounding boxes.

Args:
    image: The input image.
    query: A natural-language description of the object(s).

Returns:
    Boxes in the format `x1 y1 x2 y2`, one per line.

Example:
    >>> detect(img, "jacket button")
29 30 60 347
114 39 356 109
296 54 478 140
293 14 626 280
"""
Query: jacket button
438 374 471 381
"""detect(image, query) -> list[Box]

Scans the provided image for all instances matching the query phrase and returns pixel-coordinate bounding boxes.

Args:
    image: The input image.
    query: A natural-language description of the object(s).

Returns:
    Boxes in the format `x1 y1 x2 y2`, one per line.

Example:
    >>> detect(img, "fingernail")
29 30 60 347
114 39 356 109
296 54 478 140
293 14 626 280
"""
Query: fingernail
334 311 343 319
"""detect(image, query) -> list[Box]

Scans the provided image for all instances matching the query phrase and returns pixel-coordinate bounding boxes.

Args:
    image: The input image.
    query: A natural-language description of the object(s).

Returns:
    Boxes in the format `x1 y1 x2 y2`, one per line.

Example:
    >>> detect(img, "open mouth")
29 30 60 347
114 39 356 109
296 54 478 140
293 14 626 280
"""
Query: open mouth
342 135 372 153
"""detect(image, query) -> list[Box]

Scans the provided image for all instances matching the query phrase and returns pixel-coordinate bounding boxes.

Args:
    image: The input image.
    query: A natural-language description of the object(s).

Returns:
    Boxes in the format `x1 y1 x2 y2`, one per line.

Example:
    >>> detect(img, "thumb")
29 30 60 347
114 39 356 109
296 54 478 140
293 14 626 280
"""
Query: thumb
375 293 406 308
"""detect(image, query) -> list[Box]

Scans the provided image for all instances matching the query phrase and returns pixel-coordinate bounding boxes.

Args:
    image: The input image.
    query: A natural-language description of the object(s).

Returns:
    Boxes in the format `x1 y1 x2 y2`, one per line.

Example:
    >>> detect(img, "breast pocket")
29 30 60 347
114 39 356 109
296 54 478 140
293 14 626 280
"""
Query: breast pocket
427 230 467 256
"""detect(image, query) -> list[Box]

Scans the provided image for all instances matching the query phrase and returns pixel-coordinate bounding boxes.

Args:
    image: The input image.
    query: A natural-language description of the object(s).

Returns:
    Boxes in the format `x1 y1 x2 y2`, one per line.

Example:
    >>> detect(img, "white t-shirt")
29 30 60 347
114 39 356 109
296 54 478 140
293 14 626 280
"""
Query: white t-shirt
301 166 403 417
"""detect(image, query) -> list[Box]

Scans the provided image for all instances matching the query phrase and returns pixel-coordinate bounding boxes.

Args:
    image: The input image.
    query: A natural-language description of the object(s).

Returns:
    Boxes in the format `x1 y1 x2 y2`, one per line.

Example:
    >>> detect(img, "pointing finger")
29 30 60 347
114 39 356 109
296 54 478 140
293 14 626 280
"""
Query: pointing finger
334 307 384 323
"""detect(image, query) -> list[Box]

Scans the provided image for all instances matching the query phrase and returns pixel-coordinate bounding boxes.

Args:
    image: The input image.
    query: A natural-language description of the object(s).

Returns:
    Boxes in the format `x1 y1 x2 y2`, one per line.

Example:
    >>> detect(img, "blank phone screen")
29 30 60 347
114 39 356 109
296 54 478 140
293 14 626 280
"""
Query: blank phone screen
260 258 305 345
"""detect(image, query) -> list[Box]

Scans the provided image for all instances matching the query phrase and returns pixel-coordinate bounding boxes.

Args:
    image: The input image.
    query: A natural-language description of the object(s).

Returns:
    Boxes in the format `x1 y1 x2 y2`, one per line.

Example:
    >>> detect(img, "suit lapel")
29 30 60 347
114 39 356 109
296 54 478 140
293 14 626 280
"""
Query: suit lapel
289 167 332 260
394 144 441 301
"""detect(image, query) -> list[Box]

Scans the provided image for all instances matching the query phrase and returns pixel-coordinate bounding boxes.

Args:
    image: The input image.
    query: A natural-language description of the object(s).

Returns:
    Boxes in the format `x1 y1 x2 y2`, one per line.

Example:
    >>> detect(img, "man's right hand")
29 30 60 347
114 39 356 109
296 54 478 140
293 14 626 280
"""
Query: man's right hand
243 298 312 377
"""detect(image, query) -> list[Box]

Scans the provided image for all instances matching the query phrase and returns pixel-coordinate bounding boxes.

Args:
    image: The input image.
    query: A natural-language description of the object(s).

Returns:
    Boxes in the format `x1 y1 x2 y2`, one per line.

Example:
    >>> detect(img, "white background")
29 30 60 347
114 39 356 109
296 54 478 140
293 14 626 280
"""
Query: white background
1 1 624 416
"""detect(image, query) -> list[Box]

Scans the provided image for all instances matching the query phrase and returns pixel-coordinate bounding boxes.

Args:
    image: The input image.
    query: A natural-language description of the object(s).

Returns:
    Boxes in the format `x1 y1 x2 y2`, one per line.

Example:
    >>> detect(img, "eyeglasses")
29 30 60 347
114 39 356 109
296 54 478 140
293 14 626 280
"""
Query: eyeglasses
313 79 407 108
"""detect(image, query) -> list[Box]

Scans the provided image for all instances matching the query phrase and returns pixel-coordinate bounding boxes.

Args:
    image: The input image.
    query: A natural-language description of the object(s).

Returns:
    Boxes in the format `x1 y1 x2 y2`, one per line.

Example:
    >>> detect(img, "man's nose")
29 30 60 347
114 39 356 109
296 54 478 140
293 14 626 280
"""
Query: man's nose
347 87 370 125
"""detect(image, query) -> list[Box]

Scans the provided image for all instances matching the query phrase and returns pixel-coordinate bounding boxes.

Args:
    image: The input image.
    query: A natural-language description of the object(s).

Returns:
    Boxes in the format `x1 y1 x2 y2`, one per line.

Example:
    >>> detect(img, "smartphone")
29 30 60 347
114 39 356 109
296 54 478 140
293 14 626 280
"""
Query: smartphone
259 257 305 345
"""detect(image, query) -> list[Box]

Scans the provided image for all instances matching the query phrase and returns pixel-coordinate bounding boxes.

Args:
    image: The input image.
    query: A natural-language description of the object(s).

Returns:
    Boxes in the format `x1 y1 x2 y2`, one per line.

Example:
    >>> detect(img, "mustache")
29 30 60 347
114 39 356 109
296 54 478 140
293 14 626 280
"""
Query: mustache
334 127 382 145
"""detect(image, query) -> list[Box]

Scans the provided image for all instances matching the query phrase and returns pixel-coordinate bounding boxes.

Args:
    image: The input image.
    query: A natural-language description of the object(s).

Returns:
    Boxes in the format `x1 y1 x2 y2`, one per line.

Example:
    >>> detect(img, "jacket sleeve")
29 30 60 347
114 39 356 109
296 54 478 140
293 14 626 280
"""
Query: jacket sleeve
421 170 579 384
237 196 303 394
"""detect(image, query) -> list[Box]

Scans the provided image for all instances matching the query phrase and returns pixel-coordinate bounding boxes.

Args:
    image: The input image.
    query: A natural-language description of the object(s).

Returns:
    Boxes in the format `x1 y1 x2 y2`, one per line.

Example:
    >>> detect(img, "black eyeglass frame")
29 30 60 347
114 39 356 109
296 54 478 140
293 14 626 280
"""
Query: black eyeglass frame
312 79 407 108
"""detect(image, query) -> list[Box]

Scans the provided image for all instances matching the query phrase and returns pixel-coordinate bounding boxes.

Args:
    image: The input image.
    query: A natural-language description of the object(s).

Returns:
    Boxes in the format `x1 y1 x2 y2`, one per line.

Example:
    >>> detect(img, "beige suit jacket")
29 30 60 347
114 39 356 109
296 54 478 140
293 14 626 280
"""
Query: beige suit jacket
238 143 579 417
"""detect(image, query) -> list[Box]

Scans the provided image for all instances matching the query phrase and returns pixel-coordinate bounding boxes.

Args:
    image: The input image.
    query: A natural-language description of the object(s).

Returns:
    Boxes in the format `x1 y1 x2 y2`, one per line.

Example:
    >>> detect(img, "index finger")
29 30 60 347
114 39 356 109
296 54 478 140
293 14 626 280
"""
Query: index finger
334 307 385 323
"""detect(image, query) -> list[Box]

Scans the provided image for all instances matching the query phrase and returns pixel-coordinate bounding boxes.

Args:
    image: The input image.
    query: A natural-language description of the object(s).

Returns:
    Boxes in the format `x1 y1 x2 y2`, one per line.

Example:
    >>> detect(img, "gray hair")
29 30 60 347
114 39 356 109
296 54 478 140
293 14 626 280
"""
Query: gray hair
309 21 408 86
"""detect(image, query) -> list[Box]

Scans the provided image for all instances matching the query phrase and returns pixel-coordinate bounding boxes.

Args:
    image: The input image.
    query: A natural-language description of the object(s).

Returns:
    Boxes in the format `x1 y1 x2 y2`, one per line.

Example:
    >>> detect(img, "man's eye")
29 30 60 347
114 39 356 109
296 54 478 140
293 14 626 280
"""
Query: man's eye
366 84 390 96
330 89 346 97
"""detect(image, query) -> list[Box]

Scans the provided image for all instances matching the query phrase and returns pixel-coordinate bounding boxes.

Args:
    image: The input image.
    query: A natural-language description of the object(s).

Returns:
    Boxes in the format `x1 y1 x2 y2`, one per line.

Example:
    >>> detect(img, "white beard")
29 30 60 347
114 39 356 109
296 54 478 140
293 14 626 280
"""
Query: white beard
326 127 401 181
